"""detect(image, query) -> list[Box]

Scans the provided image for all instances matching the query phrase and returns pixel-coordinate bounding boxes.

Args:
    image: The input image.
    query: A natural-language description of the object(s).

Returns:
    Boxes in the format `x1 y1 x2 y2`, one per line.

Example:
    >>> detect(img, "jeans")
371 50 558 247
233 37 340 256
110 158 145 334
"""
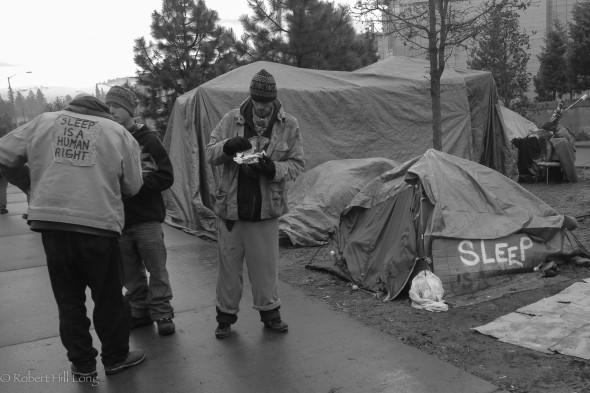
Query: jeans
119 221 173 321
0 174 7 210
41 231 131 369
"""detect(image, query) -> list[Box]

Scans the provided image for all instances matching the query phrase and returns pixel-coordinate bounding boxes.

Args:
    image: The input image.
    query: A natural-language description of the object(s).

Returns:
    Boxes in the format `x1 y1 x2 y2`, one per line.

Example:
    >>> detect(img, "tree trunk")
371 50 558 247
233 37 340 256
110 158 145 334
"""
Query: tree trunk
429 0 443 151
430 72 443 151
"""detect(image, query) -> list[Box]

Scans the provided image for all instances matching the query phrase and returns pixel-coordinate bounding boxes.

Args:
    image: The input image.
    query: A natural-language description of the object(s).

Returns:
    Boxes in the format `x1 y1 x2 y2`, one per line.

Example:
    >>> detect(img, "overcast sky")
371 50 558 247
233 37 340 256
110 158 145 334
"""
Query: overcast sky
0 0 359 89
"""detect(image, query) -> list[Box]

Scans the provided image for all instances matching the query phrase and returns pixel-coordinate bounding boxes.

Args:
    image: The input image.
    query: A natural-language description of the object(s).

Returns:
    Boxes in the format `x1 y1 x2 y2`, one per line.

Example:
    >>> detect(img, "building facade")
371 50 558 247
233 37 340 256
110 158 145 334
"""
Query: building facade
376 0 577 93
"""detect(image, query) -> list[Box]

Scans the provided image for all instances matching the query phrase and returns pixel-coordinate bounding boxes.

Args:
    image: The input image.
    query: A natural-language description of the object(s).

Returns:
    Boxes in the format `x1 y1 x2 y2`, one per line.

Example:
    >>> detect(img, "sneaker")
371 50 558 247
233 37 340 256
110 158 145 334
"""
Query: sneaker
131 316 152 329
157 318 175 336
215 323 231 339
264 318 288 332
71 364 97 378
104 349 146 376
0 208 8 214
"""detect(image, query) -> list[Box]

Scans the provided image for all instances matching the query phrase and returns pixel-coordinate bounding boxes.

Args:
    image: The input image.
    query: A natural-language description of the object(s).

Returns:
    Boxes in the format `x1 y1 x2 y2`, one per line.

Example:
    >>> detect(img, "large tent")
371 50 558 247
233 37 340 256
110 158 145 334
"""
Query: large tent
309 149 586 300
162 57 510 237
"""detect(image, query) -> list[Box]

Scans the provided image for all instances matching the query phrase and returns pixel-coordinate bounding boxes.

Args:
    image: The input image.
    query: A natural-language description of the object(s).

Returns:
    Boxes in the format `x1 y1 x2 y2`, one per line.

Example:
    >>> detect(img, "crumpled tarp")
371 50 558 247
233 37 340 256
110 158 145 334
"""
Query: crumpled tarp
279 158 398 246
474 278 590 359
496 104 538 141
549 138 579 182
162 57 507 238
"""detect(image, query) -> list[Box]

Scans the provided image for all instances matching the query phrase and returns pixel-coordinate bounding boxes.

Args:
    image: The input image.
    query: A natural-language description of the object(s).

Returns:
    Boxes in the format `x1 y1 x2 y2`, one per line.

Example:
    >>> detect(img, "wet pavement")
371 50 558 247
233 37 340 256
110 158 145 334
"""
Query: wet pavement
0 185 506 393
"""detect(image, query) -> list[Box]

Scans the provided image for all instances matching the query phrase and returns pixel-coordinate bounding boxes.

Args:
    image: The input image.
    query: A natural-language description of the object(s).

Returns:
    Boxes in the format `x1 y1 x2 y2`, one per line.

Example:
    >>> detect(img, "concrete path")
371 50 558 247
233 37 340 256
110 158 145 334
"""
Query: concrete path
0 185 505 393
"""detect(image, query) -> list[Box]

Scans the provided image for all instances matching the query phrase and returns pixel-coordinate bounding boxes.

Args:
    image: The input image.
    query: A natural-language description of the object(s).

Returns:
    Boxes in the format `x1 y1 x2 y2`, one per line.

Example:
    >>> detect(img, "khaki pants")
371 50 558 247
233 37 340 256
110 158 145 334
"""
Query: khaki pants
215 218 281 314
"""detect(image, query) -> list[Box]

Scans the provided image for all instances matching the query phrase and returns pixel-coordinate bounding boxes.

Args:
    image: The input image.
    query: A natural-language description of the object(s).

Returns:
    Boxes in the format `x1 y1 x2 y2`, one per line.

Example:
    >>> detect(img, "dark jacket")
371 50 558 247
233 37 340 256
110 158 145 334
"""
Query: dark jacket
124 123 174 228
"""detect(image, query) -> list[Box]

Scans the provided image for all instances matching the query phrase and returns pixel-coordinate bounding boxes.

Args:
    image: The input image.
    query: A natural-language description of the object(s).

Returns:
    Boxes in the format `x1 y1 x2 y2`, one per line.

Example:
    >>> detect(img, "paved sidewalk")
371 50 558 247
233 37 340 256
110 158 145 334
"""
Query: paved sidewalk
0 185 505 393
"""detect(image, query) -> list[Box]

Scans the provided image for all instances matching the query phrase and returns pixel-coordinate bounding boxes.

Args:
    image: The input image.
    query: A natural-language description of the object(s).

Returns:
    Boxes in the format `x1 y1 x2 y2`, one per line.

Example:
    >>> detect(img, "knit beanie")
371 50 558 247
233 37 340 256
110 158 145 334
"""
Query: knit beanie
250 69 277 103
105 86 136 116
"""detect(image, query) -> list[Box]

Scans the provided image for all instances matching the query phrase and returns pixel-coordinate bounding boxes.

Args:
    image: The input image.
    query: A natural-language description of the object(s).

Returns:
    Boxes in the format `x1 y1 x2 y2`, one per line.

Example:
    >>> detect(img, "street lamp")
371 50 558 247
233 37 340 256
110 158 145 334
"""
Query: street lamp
7 71 32 127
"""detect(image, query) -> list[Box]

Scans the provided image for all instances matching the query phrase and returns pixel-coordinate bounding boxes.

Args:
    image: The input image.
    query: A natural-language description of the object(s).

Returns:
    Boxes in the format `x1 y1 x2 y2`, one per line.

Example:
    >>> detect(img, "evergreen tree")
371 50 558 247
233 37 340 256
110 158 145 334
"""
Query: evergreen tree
35 89 47 117
133 0 239 132
24 90 36 122
238 0 377 70
0 95 6 118
46 97 68 112
533 19 568 101
0 95 11 136
14 92 25 125
468 8 531 111
568 0 590 91
95 84 106 101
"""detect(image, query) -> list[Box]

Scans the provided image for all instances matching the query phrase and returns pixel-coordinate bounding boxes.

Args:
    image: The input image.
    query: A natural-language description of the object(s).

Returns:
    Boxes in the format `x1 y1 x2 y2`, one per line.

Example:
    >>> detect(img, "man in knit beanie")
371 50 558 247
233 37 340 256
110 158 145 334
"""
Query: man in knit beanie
205 69 304 339
106 85 177 336
105 85 136 118
249 69 277 103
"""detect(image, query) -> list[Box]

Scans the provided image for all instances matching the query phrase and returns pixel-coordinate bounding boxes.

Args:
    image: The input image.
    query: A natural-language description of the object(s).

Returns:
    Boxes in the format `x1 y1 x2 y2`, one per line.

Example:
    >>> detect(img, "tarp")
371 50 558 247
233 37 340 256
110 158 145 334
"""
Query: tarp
497 104 538 141
309 149 587 300
162 57 510 237
279 157 399 246
474 278 590 359
495 104 538 181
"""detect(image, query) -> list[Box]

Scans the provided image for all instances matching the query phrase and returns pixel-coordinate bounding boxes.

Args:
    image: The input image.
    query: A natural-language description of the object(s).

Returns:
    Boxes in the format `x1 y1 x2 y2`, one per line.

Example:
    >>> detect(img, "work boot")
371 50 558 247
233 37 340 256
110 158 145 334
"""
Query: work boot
263 318 288 332
215 323 231 339
131 316 152 329
157 318 175 336
104 349 146 376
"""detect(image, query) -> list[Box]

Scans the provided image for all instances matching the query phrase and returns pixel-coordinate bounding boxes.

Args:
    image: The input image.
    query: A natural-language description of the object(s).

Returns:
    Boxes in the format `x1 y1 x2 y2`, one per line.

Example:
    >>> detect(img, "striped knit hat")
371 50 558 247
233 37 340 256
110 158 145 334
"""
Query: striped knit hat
105 85 136 116
250 69 277 103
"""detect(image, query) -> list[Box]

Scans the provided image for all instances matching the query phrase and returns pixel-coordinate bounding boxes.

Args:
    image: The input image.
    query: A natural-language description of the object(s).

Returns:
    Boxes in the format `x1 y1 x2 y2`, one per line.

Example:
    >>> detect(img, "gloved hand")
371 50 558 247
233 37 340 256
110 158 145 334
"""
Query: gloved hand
223 136 252 156
249 154 276 179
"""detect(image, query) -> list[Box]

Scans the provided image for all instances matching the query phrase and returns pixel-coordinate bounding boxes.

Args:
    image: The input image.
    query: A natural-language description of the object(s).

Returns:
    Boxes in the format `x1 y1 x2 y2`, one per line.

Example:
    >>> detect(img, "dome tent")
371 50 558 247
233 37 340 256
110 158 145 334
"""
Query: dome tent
309 149 586 300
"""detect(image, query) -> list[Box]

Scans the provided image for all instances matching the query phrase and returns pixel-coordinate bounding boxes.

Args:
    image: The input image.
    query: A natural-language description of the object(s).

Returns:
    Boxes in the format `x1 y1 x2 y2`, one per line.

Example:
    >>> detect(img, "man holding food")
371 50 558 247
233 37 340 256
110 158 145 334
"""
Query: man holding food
205 69 304 339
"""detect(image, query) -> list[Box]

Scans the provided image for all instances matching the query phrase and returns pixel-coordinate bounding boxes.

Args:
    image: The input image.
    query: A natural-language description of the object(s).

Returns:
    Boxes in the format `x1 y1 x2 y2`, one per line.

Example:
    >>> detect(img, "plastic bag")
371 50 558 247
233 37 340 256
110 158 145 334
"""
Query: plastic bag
409 270 448 312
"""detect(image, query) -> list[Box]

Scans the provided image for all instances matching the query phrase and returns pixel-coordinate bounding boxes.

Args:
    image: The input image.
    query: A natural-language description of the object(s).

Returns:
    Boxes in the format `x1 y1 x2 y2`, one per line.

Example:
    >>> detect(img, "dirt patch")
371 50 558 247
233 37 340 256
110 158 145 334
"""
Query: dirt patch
278 167 590 393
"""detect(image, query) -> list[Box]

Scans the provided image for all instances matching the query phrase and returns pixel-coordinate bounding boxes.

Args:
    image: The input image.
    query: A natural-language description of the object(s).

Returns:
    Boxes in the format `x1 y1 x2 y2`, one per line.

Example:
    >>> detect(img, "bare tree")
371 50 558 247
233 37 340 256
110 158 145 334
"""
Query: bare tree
354 0 531 151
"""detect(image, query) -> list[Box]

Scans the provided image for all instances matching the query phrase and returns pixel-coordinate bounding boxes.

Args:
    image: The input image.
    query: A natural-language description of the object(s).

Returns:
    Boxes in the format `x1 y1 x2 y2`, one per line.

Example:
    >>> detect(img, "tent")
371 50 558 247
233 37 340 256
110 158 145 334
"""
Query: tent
162 57 510 237
494 104 540 181
309 149 587 301
279 157 399 246
497 104 538 141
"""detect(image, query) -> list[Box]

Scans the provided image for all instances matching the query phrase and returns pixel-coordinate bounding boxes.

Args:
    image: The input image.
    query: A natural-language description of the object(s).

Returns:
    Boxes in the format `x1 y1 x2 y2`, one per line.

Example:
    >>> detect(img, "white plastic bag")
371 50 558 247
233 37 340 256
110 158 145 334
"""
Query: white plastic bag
409 270 448 312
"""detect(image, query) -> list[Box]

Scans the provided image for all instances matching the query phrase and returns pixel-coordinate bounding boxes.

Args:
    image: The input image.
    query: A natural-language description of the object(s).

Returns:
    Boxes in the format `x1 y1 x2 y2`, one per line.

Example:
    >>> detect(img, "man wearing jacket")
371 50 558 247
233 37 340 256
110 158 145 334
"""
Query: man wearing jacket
105 86 176 336
206 69 304 339
0 93 145 377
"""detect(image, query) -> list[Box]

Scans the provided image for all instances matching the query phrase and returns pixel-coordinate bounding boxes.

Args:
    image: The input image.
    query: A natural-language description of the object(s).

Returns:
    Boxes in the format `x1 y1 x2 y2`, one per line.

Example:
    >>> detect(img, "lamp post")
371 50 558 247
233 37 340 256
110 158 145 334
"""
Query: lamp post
7 71 32 127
